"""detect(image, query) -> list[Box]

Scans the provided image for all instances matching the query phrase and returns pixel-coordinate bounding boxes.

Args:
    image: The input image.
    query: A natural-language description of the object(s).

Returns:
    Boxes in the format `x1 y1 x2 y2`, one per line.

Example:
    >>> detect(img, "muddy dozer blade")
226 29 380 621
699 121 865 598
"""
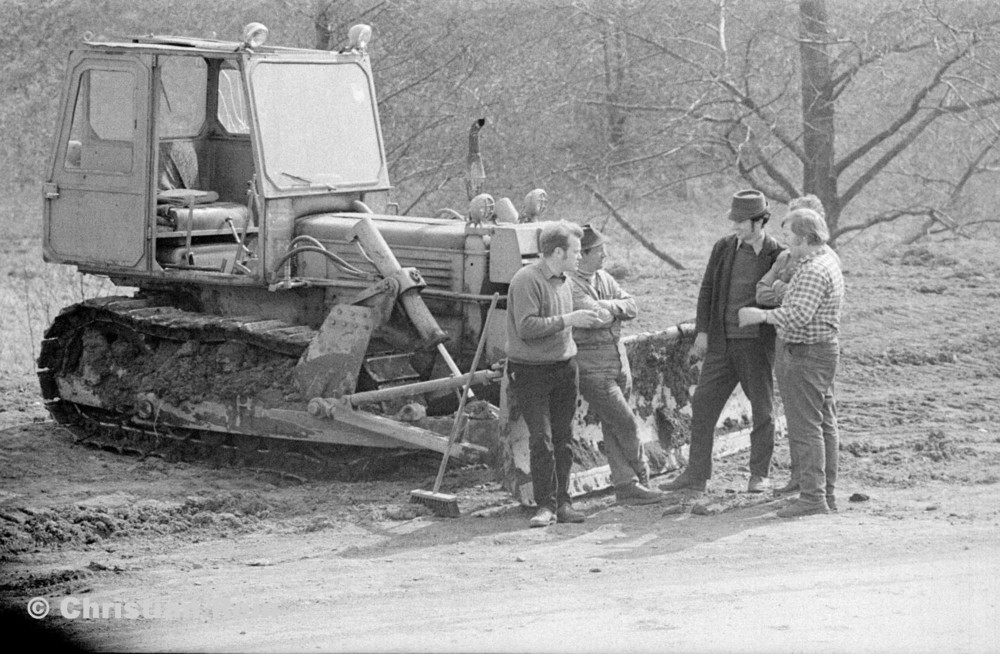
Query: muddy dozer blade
294 304 375 398
497 324 785 505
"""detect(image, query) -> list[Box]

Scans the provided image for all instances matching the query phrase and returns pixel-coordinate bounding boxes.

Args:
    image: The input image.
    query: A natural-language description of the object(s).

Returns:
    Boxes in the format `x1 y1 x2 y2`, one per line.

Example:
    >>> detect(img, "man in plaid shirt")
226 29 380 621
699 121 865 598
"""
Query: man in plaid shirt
756 195 840 496
739 208 844 517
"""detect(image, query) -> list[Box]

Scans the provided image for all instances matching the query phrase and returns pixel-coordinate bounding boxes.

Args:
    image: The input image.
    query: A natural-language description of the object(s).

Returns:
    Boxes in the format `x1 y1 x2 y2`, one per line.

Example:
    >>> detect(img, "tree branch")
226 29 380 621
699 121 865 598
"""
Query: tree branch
566 174 686 270
835 41 971 177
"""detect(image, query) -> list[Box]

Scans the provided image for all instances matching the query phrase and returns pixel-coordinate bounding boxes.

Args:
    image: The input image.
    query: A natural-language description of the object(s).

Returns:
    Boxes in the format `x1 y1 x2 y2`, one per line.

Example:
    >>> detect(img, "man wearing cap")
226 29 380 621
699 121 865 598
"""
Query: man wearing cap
660 190 785 494
570 225 665 505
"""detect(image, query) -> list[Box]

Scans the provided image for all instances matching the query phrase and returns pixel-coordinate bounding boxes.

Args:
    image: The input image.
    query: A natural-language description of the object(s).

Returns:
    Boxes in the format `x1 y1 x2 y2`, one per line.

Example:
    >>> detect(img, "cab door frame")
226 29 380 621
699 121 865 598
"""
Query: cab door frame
43 51 153 271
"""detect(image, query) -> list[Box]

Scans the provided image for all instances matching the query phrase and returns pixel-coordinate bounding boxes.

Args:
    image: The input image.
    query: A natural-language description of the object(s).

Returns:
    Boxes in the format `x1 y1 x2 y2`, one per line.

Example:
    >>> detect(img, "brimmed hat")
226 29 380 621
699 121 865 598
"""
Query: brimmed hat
581 224 606 251
728 189 769 222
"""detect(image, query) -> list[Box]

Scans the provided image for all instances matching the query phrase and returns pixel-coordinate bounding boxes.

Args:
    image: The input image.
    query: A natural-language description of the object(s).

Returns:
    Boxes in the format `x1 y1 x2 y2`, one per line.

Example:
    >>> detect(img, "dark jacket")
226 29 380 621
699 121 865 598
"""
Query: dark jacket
696 234 785 354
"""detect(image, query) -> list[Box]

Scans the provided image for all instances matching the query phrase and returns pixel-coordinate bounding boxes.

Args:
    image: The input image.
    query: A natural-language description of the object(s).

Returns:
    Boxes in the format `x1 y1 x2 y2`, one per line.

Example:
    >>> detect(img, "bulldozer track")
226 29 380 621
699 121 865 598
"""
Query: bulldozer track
37 296 429 482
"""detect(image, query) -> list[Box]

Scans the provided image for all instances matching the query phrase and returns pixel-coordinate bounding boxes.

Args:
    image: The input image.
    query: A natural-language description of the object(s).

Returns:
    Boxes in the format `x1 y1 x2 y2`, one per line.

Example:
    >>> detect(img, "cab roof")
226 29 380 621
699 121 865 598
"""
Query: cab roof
80 33 355 59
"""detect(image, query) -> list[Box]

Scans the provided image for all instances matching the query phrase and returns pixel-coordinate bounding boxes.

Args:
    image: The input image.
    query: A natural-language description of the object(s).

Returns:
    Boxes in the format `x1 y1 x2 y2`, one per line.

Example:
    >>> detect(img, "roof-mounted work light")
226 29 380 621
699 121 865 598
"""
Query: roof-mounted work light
241 22 269 50
348 24 372 53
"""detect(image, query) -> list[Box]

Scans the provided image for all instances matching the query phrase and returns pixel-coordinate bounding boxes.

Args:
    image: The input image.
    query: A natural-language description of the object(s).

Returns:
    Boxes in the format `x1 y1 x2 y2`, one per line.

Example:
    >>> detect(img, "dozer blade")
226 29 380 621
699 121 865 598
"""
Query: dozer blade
497 324 785 505
294 304 375 399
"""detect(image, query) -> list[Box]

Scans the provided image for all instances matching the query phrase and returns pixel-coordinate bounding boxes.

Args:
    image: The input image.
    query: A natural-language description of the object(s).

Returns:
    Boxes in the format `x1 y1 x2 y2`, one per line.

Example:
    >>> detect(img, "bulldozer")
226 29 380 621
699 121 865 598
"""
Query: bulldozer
38 23 757 503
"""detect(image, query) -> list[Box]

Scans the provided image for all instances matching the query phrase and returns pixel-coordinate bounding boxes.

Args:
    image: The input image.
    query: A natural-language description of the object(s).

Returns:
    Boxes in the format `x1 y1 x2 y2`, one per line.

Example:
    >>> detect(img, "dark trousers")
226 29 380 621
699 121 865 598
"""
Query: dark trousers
508 359 579 511
687 338 775 480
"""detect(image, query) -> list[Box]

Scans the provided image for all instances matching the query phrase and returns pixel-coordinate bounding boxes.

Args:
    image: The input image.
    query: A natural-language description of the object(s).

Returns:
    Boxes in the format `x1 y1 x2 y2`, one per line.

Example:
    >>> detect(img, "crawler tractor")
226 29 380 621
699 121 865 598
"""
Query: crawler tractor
39 23 753 502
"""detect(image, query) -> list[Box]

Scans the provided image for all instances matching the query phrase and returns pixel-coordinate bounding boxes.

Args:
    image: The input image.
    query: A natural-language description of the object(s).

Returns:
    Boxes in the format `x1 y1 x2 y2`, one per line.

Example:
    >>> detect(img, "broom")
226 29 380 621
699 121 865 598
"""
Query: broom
410 293 500 517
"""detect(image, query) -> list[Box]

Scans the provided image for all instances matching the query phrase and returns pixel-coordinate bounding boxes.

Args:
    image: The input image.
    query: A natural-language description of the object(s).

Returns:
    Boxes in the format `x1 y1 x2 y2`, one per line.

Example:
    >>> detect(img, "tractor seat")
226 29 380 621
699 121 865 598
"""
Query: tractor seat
155 141 252 234
158 188 218 204
157 190 250 232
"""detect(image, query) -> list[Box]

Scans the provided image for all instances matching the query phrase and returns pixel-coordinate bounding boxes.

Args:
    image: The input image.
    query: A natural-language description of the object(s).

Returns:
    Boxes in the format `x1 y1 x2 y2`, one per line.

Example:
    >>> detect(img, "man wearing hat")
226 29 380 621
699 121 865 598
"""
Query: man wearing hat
570 225 665 505
660 189 786 494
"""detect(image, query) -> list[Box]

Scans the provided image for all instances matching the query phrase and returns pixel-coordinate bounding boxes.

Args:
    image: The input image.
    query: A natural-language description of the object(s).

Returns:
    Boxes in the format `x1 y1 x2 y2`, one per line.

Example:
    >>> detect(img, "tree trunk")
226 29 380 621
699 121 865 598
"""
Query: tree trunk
601 22 628 152
314 0 333 50
799 0 839 237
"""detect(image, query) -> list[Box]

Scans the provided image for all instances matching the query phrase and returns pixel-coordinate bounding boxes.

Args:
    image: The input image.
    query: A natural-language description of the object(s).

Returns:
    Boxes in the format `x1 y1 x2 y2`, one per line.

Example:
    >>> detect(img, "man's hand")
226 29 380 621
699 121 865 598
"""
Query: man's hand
771 279 787 301
773 249 791 270
564 309 605 329
593 307 614 326
688 332 708 362
738 307 766 327
773 250 798 283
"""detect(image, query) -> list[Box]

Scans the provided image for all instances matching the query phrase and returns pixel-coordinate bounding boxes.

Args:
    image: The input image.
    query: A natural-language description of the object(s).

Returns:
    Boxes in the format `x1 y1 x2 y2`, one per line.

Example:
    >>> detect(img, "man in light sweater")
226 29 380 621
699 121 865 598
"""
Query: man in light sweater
506 220 604 528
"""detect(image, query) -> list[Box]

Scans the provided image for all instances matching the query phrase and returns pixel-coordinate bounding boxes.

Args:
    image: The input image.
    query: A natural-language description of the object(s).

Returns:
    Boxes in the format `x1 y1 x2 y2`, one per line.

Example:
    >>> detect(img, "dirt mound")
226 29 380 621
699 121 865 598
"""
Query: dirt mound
842 429 1000 488
0 492 270 556
883 246 960 267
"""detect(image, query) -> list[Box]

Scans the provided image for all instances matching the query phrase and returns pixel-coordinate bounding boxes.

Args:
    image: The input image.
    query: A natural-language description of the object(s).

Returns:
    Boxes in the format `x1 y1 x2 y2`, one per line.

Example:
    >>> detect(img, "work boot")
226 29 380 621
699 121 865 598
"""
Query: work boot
556 503 586 524
658 470 706 493
747 475 772 493
773 480 800 495
616 482 665 506
529 506 556 528
776 499 829 518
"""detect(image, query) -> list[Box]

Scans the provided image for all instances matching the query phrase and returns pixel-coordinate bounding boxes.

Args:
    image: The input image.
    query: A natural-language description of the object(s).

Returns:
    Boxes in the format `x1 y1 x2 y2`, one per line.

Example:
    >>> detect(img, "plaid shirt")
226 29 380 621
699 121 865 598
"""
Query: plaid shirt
771 247 844 344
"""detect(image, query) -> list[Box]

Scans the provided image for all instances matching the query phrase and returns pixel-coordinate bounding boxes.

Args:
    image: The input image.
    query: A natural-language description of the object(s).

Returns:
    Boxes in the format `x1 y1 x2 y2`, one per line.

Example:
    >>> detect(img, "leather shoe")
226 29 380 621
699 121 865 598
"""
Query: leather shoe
773 480 800 495
616 482 665 505
658 471 706 492
529 506 556 528
747 475 771 493
556 504 586 524
776 499 830 518
826 495 838 512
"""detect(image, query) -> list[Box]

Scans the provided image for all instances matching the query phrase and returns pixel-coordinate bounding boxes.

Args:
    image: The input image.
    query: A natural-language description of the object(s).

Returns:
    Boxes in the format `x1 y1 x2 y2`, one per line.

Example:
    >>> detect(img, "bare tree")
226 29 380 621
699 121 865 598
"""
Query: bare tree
554 0 1000 244
12 0 1000 245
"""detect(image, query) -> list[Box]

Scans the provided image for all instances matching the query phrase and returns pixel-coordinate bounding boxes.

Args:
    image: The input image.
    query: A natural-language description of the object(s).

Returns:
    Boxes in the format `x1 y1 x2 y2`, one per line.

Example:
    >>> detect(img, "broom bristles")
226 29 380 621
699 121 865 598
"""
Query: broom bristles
409 489 460 518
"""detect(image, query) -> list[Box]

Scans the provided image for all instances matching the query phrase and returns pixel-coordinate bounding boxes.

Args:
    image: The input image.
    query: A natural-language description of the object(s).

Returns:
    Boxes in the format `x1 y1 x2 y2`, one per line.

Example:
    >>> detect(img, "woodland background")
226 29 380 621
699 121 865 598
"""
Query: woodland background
5 0 1000 241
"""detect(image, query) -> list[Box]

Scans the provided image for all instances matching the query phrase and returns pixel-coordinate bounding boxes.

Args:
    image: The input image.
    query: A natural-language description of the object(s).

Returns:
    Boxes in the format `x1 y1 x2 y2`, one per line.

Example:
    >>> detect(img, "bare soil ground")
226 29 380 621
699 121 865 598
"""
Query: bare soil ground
2 238 999 652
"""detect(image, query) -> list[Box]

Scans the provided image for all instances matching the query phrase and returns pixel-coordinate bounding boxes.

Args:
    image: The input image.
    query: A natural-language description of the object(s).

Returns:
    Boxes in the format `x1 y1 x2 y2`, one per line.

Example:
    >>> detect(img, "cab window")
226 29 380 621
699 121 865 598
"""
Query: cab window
64 69 135 173
218 64 249 134
158 56 207 138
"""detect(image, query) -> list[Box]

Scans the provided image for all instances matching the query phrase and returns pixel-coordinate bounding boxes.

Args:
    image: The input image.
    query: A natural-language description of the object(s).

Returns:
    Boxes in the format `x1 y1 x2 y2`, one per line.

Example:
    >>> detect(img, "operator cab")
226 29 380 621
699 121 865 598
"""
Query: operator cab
47 43 257 274
43 24 389 282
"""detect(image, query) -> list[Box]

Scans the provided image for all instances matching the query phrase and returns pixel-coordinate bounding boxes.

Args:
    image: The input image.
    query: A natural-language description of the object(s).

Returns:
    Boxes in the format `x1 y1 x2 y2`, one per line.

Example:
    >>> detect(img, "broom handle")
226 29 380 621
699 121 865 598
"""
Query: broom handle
431 292 500 493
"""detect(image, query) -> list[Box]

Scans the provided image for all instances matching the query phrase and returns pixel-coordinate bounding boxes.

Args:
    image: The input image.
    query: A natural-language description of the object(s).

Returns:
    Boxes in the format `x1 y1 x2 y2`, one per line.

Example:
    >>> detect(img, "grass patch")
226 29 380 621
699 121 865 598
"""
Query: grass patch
567 196 731 276
1 189 120 387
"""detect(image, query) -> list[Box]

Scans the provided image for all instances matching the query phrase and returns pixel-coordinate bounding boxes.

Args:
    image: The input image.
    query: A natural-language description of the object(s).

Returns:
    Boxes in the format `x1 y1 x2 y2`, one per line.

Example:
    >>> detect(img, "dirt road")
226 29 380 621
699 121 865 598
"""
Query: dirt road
2 239 999 652
13 482 1000 653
